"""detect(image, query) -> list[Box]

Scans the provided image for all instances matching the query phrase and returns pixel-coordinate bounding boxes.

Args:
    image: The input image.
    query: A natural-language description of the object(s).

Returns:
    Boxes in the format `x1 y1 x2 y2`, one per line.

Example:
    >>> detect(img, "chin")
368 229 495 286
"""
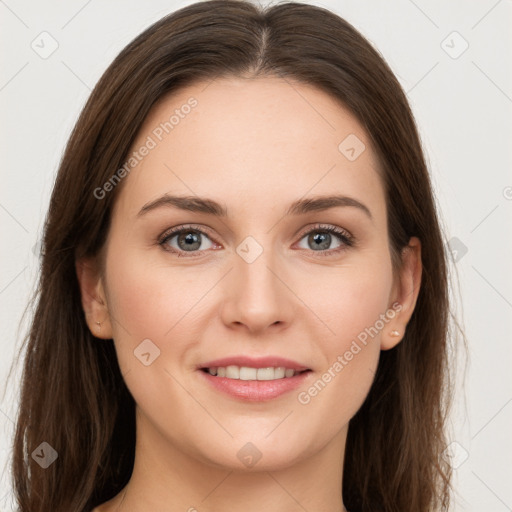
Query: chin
192 435 314 473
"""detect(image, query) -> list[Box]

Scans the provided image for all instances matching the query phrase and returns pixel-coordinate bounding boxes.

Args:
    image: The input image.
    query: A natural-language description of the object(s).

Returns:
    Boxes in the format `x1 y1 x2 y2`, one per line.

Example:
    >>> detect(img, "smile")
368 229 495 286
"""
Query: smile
202 365 309 380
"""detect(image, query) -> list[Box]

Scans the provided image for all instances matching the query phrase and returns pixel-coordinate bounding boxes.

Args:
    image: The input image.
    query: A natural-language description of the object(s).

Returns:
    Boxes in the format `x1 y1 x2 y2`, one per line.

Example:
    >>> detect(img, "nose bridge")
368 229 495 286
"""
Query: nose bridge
236 233 281 300
225 233 291 331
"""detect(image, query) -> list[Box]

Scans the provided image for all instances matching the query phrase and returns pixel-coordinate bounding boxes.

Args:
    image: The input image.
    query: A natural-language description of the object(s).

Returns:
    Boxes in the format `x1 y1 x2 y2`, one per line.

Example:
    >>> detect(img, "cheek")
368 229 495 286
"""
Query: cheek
105 247 203 335
102 250 205 412
103 244 223 380
312 258 394 348
297 259 393 410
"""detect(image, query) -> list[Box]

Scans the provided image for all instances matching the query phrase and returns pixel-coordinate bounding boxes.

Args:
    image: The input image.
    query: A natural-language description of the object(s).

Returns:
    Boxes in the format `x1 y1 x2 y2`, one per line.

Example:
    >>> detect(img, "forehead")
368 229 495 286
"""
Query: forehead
113 76 386 221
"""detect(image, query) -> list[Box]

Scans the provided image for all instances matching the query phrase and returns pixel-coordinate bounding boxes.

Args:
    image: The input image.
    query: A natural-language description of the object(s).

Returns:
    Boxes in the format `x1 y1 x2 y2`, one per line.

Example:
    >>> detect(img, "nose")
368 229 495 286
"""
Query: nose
219 240 294 334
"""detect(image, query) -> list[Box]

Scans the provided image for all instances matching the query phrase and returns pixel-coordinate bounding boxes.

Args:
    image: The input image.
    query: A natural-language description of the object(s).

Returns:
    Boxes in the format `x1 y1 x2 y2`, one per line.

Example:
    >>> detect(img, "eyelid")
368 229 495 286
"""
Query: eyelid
294 223 353 243
292 223 355 257
157 223 219 252
158 222 354 257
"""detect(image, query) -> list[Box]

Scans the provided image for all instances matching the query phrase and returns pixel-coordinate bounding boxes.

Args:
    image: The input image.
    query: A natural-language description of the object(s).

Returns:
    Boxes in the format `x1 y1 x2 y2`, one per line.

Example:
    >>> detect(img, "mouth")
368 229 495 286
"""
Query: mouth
200 366 311 381
197 357 313 401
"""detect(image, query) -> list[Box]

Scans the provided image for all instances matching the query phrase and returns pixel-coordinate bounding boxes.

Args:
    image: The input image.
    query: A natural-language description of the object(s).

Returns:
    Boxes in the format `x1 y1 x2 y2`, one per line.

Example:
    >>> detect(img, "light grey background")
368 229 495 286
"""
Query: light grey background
1 0 511 510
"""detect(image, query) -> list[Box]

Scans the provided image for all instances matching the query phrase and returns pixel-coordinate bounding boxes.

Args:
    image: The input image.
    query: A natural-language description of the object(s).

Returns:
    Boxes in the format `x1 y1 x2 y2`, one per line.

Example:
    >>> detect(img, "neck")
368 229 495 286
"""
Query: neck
102 408 349 512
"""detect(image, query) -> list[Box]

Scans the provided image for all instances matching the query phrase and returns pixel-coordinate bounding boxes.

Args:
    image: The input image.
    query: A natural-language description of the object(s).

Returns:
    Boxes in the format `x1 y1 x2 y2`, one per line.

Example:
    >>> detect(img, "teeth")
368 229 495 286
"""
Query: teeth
205 366 303 380
240 367 257 380
226 365 240 379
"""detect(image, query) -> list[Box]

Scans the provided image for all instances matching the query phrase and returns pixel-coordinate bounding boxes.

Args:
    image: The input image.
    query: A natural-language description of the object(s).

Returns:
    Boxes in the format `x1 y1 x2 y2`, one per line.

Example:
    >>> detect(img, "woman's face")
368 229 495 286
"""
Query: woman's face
81 76 419 472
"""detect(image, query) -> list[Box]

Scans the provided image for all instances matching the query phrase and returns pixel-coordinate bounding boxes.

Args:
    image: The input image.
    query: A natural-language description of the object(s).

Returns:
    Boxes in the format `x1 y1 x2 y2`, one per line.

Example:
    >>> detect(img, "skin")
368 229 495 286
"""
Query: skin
77 76 422 512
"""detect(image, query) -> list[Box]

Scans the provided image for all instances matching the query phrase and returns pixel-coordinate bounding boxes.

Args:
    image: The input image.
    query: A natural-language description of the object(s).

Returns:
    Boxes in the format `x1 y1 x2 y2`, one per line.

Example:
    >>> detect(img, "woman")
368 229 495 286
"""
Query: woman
10 1 454 510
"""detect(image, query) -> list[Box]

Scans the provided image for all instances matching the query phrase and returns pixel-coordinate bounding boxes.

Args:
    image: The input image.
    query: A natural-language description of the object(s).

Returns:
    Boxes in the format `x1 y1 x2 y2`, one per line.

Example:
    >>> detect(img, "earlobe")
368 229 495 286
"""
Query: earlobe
75 257 113 339
381 237 422 351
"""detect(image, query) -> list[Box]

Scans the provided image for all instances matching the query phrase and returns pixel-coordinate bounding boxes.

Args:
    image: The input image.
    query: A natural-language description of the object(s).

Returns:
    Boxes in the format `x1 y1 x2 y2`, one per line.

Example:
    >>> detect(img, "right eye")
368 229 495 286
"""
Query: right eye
158 225 218 257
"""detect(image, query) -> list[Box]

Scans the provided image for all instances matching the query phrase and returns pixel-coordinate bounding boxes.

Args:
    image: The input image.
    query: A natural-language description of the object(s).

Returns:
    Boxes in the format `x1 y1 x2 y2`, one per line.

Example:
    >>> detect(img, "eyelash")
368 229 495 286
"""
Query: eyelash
157 223 355 258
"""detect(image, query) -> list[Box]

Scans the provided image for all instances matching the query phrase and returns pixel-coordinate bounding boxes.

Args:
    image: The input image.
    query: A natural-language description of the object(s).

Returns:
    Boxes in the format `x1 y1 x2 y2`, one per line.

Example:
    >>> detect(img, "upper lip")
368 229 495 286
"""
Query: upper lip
199 356 311 371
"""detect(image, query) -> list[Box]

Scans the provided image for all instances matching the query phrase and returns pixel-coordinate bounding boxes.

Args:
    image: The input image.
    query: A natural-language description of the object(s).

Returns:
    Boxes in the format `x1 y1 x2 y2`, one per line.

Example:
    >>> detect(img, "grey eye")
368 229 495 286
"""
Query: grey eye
164 230 214 252
297 230 344 251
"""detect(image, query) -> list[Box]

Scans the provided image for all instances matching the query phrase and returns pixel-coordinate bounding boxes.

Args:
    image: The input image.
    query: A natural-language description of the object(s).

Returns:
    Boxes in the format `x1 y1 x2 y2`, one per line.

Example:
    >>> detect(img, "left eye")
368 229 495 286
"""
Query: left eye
296 226 351 252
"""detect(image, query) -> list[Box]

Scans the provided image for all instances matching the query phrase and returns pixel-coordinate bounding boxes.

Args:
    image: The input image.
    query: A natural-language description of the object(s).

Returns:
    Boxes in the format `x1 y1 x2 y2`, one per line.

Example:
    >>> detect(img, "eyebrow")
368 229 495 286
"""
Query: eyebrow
137 194 372 220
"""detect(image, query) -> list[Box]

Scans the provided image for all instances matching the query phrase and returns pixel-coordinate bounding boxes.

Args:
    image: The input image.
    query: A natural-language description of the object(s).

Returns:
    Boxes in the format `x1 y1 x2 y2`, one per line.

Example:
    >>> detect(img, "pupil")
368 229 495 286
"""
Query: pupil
179 232 200 251
310 232 330 250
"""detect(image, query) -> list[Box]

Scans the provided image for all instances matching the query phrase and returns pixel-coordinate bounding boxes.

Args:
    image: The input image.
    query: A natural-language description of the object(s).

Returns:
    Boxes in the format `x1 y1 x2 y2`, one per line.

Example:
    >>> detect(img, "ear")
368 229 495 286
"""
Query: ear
75 257 113 339
381 236 422 350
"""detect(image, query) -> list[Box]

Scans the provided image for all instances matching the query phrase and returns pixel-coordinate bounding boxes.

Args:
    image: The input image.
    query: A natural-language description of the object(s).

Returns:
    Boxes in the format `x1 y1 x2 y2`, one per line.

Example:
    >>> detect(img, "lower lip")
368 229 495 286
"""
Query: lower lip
198 370 312 401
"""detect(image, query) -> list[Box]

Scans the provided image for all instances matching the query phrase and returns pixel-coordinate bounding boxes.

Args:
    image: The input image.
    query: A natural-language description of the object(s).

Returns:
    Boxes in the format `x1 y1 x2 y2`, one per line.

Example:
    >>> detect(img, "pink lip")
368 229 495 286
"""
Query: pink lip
198 369 312 402
198 355 310 371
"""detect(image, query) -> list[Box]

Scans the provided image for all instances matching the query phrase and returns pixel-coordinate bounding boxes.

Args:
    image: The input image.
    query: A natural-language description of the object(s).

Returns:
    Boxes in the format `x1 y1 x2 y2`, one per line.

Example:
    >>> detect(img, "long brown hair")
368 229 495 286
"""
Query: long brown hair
9 1 455 510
